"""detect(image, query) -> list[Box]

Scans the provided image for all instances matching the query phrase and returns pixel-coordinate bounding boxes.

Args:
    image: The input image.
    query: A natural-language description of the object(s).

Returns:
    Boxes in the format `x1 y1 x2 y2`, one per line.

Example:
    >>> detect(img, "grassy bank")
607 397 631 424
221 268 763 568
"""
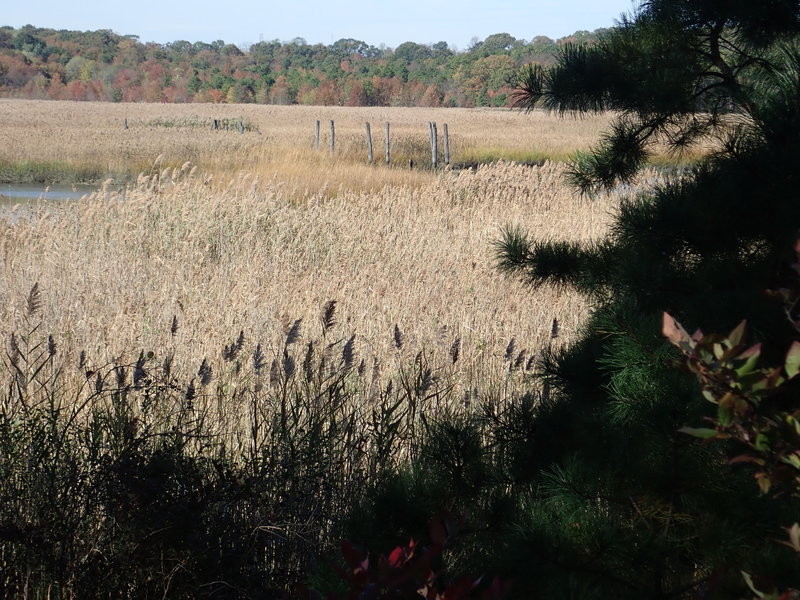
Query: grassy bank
0 159 114 184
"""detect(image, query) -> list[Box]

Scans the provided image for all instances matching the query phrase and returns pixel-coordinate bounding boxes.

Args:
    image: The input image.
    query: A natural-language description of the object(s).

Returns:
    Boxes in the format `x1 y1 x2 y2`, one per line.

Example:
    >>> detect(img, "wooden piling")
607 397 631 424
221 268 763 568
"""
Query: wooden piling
315 120 320 149
443 123 450 166
385 122 391 164
330 120 335 153
430 122 439 169
365 122 374 163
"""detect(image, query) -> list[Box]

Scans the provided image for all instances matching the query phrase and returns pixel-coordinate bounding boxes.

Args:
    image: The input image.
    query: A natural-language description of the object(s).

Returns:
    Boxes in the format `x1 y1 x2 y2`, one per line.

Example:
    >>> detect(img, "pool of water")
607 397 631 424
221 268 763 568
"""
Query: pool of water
0 183 98 204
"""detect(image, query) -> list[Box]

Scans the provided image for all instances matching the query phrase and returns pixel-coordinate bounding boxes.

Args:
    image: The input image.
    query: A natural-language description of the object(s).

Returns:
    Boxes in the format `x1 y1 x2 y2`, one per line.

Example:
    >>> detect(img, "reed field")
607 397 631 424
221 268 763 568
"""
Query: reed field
0 99 618 186
0 99 645 400
0 156 625 400
0 99 669 597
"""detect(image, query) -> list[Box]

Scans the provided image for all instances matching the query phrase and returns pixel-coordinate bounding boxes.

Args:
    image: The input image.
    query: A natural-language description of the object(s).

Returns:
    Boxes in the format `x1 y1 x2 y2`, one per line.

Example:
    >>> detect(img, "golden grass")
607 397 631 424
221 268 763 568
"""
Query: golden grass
0 99 615 187
0 162 635 398
0 99 665 400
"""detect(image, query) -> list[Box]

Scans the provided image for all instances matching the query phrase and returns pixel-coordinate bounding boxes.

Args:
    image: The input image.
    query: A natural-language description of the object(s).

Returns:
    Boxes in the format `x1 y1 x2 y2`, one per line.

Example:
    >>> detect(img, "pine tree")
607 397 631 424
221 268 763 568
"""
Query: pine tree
491 1 800 597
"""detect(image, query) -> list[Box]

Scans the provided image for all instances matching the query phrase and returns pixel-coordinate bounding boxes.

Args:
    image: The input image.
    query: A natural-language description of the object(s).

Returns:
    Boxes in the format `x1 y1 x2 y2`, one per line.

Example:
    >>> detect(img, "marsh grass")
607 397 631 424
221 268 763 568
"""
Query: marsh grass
0 284 536 598
0 100 619 186
0 99 672 597
0 160 628 402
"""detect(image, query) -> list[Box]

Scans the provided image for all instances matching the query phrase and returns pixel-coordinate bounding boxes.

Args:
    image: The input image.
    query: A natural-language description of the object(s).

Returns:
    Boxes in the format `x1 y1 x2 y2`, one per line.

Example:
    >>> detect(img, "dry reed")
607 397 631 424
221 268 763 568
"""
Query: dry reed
0 159 637 404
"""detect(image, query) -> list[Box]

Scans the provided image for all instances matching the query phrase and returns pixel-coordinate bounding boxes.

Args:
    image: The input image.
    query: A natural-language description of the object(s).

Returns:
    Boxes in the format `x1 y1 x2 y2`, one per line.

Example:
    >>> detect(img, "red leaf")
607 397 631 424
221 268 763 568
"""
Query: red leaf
387 545 405 568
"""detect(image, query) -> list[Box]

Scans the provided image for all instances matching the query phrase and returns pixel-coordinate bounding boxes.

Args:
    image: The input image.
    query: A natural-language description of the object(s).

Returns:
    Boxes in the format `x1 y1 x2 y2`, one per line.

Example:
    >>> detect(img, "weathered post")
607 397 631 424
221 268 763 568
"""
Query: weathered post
239 119 244 134
330 120 335 153
385 122 391 165
428 122 434 165
315 120 320 149
123 118 128 130
443 123 450 166
212 119 218 130
430 122 439 169
365 122 374 163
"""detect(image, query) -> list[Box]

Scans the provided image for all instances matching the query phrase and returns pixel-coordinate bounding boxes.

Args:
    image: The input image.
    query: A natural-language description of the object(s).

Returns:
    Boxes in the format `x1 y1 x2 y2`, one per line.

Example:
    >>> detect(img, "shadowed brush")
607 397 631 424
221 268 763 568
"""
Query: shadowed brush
303 341 314 382
450 337 461 364
198 358 212 386
393 324 404 350
26 282 41 316
285 319 302 346
342 334 356 369
253 344 266 374
505 338 516 362
321 300 337 334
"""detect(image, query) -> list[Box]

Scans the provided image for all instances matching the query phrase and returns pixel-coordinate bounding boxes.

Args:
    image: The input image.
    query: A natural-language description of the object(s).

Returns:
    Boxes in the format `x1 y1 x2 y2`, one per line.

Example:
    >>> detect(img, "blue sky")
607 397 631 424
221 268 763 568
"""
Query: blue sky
6 0 638 50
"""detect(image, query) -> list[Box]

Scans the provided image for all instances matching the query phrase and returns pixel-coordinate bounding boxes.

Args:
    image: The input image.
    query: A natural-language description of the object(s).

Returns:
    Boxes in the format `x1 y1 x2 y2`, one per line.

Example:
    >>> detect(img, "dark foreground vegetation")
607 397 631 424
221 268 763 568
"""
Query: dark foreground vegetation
3 0 800 598
0 25 602 107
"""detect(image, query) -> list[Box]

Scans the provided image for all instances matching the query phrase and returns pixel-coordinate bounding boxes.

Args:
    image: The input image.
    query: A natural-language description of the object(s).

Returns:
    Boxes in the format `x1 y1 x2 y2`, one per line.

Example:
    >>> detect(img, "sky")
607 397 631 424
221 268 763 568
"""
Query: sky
6 0 638 51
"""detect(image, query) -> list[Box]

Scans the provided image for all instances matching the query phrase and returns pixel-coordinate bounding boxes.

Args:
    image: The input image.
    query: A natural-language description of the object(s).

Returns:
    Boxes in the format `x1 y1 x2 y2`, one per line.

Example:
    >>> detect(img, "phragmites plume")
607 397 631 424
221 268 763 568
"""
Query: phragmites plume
198 358 212 386
47 335 56 357
133 350 147 388
417 367 435 397
26 282 42 316
115 365 127 388
253 343 266 374
505 338 517 361
393 324 404 349
79 350 87 370
357 358 366 377
285 319 302 346
282 348 296 378
450 336 461 364
95 372 104 394
223 330 245 362
525 354 537 372
342 334 356 369
514 350 527 371
185 379 196 406
303 341 315 382
170 315 179 337
163 353 174 379
551 318 560 340
269 358 280 385
8 333 20 367
321 300 337 334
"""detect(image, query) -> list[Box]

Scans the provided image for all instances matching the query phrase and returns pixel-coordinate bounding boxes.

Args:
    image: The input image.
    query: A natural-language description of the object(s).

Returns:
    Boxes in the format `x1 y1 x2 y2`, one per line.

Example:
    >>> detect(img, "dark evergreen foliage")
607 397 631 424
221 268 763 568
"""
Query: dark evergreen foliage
485 0 800 597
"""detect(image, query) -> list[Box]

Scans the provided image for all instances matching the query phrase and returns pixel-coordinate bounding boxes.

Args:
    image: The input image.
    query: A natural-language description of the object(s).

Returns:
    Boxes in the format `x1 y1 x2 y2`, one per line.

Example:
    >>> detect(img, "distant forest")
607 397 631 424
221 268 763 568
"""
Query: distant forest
0 25 605 107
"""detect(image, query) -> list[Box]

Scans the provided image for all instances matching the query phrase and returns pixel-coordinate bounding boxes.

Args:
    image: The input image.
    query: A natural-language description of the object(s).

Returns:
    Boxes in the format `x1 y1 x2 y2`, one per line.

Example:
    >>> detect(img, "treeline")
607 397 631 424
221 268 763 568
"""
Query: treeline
0 25 604 107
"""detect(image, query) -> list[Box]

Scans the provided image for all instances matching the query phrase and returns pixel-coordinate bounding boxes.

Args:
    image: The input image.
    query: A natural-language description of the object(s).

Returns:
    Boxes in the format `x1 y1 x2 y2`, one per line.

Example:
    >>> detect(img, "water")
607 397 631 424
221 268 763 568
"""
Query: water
0 183 98 205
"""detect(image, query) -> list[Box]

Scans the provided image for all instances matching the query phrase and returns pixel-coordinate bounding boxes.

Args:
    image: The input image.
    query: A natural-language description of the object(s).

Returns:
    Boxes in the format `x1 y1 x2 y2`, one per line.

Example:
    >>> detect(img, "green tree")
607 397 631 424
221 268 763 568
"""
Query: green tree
490 0 800 597
393 41 433 63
